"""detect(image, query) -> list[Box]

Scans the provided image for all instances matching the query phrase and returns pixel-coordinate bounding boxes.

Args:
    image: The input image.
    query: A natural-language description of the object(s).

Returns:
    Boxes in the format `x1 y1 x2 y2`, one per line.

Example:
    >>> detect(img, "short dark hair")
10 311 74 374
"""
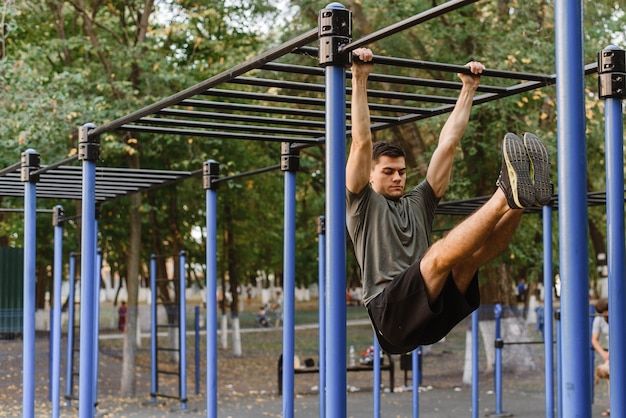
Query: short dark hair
595 298 608 314
372 141 405 162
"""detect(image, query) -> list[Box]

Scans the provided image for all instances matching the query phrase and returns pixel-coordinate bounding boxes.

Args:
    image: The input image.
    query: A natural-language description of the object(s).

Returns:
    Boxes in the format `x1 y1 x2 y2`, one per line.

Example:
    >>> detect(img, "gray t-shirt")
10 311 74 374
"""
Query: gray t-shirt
346 180 440 305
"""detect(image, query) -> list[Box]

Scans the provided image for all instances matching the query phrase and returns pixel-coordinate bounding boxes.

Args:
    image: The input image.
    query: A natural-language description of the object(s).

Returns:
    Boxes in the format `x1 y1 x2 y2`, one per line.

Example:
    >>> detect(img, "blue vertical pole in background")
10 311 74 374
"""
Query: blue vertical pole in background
471 310 479 418
203 160 219 418
319 4 351 417
77 123 99 417
543 207 554 418
554 0 590 415
65 252 77 405
556 310 563 418
52 206 64 418
179 251 188 410
493 304 505 415
150 254 157 403
281 143 299 418
373 337 381 418
93 245 101 412
317 216 326 418
412 348 419 418
598 44 626 418
21 149 39 418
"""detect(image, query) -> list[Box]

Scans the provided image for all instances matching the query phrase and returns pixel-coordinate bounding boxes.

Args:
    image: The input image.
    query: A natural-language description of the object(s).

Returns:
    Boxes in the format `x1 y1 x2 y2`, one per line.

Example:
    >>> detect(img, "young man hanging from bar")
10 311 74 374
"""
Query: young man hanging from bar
346 47 552 354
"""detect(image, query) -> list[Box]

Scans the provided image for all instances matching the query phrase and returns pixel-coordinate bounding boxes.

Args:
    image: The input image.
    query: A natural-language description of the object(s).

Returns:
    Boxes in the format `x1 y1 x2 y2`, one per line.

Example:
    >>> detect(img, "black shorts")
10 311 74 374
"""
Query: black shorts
366 260 479 354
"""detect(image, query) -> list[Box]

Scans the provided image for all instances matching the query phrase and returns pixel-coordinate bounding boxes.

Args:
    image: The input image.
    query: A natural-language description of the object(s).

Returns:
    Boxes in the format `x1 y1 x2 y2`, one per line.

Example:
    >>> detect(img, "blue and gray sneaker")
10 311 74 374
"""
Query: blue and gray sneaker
522 132 552 206
497 133 535 209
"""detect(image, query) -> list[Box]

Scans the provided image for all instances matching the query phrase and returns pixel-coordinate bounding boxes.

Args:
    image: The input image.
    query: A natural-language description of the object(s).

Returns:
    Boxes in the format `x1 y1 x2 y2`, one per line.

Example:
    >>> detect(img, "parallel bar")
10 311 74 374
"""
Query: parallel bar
91 29 318 136
341 0 479 51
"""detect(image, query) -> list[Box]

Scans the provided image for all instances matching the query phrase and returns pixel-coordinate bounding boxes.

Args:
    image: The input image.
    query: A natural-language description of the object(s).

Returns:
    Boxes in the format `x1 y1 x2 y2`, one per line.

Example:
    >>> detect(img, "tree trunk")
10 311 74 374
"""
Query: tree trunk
120 189 141 395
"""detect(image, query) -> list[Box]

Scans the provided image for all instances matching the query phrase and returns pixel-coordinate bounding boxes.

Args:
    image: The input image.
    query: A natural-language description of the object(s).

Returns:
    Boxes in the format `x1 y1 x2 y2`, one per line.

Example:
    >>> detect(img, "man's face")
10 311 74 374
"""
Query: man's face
370 155 406 199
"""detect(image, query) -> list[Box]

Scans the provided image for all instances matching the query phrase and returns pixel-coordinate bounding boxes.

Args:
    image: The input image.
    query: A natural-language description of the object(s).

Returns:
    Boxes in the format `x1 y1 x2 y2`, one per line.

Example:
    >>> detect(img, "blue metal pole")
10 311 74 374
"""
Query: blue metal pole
150 254 157 403
543 206 555 418
65 252 77 405
281 160 297 418
555 0 591 415
600 45 625 417
21 148 39 418
412 349 419 418
472 310 479 418
317 216 326 418
195 306 200 395
204 160 219 418
93 245 101 412
320 4 350 417
52 206 64 418
373 337 381 418
179 251 188 410
494 304 503 415
78 123 99 417
556 310 563 418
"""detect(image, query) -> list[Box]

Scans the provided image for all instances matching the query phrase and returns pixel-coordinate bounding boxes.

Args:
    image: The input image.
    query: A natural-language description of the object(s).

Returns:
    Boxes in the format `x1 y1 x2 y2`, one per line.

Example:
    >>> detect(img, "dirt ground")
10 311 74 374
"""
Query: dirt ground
0 313 611 417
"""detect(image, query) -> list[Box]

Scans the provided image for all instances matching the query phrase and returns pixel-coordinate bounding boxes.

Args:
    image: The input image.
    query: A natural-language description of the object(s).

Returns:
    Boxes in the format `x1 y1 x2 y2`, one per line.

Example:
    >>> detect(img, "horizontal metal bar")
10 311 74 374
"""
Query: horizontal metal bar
341 0 480 51
157 109 326 129
136 117 324 137
90 28 318 137
120 124 323 144
214 164 282 184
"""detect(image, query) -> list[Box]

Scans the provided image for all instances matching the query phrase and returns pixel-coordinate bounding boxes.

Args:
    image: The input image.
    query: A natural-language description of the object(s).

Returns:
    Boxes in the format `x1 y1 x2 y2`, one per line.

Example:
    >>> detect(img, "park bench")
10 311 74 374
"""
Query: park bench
277 353 395 394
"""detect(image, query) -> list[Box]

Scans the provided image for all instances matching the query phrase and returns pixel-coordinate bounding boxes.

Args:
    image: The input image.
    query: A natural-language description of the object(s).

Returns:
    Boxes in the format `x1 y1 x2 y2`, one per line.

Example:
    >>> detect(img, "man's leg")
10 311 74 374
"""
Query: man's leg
419 188 519 303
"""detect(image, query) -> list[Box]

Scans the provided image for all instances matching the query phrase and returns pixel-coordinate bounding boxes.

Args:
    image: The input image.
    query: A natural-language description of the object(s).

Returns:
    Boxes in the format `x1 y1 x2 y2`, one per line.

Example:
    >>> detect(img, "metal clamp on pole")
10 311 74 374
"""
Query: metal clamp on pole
20 149 40 183
53 205 65 227
317 216 326 235
203 160 220 190
318 3 352 67
598 45 626 99
78 123 100 162
281 142 300 172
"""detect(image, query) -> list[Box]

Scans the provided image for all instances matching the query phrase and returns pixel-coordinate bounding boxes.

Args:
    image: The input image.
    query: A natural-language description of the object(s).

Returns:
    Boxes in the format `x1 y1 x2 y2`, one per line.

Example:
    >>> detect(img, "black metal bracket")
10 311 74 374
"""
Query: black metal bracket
78 123 100 162
281 142 300 172
20 149 40 183
203 160 220 190
494 339 504 349
318 4 352 67
53 205 65 227
598 46 626 99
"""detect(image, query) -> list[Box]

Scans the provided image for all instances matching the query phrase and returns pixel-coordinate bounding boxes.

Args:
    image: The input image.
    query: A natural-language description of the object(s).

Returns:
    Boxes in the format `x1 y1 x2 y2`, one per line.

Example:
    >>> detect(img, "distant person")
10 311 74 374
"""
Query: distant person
118 301 127 332
592 298 610 416
273 290 283 328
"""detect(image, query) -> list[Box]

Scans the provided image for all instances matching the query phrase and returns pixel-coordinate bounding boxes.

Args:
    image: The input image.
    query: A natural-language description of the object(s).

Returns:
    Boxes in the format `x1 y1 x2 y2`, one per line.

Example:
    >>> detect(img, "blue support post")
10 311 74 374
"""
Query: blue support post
204 160 220 418
195 306 200 395
554 0 591 415
65 252 77 405
373 337 381 418
412 349 419 418
281 142 298 418
93 246 101 411
543 206 555 418
150 254 157 403
179 251 188 410
77 123 99 417
317 216 326 418
472 310 479 418
556 310 562 418
52 206 64 418
21 149 39 418
598 45 626 418
319 4 351 417
493 304 504 415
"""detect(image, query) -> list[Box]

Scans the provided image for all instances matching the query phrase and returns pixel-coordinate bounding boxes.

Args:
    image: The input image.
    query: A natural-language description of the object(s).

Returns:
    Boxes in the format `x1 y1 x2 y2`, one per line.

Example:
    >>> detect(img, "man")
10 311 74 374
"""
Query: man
346 48 552 354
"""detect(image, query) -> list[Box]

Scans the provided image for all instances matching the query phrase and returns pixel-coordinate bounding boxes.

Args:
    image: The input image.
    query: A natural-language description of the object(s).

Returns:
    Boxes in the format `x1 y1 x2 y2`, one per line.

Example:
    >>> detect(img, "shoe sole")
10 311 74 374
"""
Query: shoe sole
523 132 552 206
503 133 534 208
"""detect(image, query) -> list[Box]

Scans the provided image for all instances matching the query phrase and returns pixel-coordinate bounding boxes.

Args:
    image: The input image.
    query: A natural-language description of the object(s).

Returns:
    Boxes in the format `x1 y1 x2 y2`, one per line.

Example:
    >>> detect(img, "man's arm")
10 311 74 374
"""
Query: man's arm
346 48 375 195
426 61 485 197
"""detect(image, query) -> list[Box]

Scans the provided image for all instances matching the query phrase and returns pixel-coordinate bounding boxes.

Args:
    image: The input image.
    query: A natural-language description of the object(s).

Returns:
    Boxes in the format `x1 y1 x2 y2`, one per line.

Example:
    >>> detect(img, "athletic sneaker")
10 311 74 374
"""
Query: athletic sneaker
497 133 534 209
523 132 552 206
